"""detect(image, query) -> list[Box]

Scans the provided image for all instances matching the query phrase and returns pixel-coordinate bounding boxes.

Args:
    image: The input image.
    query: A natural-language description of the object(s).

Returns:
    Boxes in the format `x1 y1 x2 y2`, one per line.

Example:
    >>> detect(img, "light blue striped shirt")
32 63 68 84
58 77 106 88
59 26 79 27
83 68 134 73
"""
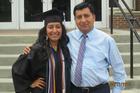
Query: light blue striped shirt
67 27 126 93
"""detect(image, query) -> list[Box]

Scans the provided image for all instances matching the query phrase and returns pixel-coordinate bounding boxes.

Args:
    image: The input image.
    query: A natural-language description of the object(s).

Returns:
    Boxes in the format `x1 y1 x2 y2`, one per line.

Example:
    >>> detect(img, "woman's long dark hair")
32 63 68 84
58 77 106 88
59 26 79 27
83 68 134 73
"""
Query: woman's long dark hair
36 23 69 49
31 23 69 59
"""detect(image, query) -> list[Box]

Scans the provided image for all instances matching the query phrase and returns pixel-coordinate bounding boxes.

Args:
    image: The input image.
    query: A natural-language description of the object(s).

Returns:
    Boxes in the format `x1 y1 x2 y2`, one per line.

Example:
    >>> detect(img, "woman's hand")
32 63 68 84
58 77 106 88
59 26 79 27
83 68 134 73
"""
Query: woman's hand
30 78 46 89
23 46 31 55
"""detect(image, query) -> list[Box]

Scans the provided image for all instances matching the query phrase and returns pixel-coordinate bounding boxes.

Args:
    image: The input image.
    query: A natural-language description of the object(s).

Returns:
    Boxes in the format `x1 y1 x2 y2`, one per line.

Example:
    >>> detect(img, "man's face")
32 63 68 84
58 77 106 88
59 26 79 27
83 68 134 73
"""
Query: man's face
75 7 95 34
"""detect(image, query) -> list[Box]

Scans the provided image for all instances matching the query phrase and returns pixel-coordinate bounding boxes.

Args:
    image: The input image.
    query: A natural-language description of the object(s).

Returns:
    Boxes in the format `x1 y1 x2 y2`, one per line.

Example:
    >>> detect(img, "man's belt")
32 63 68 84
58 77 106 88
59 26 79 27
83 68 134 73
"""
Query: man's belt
72 83 109 93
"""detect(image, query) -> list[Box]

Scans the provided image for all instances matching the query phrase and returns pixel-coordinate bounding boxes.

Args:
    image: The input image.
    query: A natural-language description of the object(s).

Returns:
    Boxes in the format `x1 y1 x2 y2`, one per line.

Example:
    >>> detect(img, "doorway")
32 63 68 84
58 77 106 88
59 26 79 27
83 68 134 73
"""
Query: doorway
0 0 74 29
0 0 108 29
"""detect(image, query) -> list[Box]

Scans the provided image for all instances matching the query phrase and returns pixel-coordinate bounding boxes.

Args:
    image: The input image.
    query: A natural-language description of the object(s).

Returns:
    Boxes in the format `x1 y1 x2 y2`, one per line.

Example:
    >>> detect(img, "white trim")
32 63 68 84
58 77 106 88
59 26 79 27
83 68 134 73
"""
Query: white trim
119 0 134 9
0 0 19 29
46 0 52 10
106 0 110 28
19 0 44 29
93 0 108 28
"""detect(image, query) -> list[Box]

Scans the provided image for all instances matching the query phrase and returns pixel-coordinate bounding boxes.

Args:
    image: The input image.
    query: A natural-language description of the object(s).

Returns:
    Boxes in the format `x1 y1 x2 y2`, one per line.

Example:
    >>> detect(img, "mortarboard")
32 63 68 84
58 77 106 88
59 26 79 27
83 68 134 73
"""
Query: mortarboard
33 9 64 25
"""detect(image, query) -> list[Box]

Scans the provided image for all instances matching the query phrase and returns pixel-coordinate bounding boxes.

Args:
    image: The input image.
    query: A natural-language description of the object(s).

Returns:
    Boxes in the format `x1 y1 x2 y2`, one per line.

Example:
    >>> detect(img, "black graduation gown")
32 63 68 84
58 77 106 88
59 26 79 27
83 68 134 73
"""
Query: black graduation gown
12 46 71 93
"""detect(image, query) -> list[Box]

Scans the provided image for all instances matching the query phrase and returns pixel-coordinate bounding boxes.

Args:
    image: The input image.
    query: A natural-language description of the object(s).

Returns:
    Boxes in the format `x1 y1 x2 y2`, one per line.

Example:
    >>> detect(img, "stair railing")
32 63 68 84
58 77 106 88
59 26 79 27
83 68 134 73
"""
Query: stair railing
111 0 140 78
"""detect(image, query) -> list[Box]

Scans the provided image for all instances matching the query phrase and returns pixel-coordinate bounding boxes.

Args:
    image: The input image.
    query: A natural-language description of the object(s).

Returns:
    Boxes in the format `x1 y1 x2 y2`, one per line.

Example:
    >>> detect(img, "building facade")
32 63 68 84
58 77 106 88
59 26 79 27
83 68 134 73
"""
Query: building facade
112 0 140 28
0 0 138 30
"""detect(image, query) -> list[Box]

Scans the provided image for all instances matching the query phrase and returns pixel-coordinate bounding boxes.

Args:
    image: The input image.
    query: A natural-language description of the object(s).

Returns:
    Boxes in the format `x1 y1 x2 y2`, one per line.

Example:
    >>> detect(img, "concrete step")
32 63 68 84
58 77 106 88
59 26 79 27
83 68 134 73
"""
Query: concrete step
0 36 37 44
2 90 140 93
117 43 140 52
0 44 31 54
0 63 140 78
0 78 14 92
109 63 140 77
125 64 140 76
112 34 140 43
0 33 139 44
1 76 140 92
1 56 138 67
0 66 12 78
0 57 17 66
0 51 139 66
0 43 139 54
121 52 140 64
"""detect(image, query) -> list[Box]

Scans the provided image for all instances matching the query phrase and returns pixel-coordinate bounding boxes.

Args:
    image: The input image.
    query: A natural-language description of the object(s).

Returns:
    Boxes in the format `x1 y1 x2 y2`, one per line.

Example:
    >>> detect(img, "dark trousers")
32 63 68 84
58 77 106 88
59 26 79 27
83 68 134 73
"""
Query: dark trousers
71 83 110 93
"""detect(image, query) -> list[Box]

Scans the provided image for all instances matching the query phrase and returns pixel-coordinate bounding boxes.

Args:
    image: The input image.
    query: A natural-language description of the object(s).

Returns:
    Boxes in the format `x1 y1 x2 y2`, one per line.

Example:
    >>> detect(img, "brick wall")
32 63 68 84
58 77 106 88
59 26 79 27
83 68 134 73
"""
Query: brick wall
109 0 140 29
136 0 140 11
112 13 140 29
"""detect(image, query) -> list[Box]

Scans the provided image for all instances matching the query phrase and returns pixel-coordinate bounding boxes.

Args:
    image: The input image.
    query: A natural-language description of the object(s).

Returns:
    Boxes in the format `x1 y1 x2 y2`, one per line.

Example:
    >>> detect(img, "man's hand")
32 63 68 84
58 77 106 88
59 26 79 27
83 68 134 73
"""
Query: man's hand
23 46 31 55
30 78 46 89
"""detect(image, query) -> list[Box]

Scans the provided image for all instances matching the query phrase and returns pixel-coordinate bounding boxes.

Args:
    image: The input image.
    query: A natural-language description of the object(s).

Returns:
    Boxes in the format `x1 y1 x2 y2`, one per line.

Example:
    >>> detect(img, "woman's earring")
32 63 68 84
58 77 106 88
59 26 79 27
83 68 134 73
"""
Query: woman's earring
46 36 48 40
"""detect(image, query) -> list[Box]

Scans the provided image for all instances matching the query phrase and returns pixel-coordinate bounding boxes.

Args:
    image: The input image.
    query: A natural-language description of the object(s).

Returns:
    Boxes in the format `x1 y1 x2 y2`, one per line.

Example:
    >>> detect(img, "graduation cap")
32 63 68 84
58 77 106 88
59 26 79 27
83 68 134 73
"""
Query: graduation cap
32 9 64 25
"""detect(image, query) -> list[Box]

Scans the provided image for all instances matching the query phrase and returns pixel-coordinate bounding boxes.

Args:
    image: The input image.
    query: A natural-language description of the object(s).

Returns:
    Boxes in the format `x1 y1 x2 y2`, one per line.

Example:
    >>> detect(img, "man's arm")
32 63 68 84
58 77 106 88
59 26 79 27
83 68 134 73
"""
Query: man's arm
107 37 127 93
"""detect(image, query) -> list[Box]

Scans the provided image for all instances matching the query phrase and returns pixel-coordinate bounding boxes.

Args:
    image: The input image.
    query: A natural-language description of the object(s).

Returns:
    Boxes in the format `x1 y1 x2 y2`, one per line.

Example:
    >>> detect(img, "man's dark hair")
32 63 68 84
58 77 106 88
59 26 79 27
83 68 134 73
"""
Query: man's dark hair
73 2 95 16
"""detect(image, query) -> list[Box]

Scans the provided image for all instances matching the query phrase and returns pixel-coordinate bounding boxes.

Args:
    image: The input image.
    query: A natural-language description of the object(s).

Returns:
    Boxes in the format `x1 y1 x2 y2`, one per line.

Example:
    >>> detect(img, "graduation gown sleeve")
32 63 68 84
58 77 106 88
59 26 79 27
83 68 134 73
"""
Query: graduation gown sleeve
12 54 32 93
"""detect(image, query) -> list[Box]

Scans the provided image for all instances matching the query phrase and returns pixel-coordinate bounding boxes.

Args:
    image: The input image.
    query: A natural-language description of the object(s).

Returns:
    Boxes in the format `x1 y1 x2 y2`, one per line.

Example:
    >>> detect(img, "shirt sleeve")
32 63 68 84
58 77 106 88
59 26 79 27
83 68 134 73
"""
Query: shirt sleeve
107 37 127 92
112 86 123 93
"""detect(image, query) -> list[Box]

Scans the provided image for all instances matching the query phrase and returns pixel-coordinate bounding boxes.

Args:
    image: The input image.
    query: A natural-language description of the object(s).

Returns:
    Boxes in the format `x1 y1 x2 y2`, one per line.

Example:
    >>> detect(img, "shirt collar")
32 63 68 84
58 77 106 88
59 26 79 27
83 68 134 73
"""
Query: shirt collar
87 27 95 40
77 27 95 40
76 30 83 40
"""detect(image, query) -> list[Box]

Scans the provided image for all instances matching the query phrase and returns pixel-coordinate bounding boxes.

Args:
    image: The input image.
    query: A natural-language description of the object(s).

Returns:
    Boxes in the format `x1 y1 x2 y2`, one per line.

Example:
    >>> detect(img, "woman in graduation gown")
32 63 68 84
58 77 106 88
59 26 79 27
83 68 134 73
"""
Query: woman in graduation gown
12 9 71 93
